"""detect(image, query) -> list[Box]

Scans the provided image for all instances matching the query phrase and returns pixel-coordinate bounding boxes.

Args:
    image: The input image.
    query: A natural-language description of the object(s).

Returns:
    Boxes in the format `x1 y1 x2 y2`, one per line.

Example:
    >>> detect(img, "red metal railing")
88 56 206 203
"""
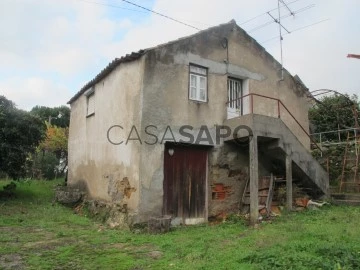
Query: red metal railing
226 93 323 153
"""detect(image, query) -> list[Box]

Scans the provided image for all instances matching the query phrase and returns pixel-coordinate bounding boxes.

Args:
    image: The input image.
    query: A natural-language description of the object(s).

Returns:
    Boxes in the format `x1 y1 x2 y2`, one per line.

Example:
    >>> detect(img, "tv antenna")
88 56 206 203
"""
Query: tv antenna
267 0 295 80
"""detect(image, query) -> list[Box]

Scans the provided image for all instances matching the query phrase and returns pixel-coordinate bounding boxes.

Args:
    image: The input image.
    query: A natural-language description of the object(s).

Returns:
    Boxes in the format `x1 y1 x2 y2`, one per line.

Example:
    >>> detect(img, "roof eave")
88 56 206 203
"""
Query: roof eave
67 49 146 104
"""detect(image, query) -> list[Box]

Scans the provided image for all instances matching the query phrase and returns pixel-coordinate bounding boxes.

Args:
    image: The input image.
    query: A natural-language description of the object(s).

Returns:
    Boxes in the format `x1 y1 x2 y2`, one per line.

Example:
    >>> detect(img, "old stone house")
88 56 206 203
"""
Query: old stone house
67 20 328 226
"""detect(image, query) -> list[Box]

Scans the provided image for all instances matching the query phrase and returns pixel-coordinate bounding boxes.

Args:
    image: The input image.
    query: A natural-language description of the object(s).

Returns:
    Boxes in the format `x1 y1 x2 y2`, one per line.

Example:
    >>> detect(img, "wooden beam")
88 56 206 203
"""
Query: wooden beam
286 155 293 210
266 174 274 216
249 135 259 225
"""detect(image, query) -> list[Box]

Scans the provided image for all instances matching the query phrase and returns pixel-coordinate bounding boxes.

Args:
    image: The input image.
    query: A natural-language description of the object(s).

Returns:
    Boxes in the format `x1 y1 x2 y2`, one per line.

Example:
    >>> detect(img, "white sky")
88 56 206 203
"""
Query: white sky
0 0 359 110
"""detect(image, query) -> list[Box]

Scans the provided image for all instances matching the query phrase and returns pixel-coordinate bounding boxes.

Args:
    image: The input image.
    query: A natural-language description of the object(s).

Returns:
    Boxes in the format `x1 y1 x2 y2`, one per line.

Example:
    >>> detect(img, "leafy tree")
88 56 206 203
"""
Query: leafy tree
39 123 68 157
27 106 70 180
39 123 68 175
310 94 360 185
30 105 70 128
309 94 359 142
25 122 69 180
30 151 60 180
0 96 45 179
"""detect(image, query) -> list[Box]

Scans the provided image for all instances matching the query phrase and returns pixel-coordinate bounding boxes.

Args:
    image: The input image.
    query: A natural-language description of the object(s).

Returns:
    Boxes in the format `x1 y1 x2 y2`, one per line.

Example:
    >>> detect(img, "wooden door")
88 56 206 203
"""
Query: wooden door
163 144 207 223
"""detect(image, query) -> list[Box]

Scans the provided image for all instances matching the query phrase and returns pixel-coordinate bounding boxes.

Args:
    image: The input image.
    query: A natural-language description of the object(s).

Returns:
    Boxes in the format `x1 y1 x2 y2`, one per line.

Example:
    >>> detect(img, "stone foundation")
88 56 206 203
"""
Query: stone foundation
54 186 83 205
85 199 130 229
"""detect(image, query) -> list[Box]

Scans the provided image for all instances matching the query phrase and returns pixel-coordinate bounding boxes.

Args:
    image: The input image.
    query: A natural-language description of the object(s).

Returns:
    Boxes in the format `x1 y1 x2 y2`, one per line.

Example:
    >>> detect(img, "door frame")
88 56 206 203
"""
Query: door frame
163 142 210 225
227 77 243 119
227 77 250 119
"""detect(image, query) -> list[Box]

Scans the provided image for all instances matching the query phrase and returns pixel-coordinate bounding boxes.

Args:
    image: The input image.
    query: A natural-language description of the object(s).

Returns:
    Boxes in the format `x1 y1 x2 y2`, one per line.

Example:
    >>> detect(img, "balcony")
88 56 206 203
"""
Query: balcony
225 93 321 152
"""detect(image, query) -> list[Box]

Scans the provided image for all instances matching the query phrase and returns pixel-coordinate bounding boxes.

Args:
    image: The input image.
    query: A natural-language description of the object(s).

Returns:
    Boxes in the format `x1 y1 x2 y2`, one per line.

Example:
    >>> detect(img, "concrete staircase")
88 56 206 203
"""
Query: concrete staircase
225 114 329 197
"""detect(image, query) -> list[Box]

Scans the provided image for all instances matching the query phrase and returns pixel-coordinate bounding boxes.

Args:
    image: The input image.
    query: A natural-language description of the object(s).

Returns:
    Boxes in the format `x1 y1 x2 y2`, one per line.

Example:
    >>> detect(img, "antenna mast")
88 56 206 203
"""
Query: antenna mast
278 0 284 80
268 0 295 80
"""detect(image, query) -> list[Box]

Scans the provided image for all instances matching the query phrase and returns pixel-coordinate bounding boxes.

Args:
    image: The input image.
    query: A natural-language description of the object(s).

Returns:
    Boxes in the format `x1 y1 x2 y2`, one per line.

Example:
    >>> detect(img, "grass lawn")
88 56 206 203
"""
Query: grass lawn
0 180 360 270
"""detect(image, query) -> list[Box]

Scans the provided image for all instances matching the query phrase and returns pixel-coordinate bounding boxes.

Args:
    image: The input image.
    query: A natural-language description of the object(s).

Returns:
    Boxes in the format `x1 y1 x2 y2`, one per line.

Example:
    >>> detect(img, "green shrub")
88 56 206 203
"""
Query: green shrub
0 181 17 199
31 151 60 180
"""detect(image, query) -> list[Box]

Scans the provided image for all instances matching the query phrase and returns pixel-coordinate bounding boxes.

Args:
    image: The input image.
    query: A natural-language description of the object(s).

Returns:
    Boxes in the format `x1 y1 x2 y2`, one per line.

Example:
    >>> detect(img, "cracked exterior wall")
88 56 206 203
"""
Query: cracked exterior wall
207 143 272 218
68 58 145 223
68 21 311 224
208 145 248 217
137 22 310 221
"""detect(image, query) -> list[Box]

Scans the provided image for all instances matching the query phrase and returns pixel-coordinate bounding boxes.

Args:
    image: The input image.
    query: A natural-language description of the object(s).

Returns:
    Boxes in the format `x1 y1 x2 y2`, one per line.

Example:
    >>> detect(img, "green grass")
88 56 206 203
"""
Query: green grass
1 180 360 270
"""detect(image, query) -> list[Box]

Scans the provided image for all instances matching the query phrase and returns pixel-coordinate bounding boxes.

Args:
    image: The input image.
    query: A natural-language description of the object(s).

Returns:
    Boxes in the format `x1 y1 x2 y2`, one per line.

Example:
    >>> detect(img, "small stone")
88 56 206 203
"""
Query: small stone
54 186 82 205
148 216 171 234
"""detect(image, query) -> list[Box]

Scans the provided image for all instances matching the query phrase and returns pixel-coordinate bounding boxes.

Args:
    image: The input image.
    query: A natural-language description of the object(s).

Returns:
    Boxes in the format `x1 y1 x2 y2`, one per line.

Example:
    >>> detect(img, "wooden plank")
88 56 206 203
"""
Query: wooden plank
266 174 274 216
163 144 207 221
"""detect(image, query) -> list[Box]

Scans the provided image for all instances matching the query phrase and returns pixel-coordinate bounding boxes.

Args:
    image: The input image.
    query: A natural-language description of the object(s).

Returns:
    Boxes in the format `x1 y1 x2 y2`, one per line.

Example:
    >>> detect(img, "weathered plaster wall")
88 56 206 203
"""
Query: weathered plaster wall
137 21 308 221
68 21 313 224
68 59 145 222
227 26 311 148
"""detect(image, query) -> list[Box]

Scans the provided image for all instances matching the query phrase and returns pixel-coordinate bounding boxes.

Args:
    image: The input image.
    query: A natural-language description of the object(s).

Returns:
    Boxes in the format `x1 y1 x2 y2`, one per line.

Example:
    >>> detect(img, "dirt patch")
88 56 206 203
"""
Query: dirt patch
0 226 45 234
0 254 25 270
23 239 65 250
147 251 163 260
105 243 161 260
121 243 159 259
105 243 127 249
237 232 248 238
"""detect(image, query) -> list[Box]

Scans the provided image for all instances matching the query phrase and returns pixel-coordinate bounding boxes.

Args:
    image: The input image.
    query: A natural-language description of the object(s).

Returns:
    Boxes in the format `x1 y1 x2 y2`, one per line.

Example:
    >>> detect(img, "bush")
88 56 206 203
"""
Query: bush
31 152 60 180
0 170 8 179
0 181 17 199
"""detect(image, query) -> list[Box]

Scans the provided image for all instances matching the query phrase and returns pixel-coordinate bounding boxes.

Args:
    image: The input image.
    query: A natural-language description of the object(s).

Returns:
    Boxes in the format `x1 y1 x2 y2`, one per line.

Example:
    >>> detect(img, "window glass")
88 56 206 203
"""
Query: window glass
189 65 207 102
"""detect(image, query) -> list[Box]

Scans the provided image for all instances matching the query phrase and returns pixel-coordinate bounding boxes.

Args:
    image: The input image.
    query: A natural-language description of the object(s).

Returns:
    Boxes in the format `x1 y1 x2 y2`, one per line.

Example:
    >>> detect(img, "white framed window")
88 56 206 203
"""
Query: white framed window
189 64 207 102
86 92 95 117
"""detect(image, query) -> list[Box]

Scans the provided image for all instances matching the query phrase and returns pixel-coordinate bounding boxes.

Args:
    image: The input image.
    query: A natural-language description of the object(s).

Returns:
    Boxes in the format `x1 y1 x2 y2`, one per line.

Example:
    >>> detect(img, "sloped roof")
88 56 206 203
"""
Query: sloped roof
68 19 307 104
67 21 238 104
67 50 146 104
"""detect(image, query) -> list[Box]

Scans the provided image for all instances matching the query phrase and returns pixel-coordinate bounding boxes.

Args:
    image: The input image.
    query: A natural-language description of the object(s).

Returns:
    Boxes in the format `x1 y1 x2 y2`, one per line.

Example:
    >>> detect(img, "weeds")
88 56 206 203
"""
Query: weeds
0 179 360 269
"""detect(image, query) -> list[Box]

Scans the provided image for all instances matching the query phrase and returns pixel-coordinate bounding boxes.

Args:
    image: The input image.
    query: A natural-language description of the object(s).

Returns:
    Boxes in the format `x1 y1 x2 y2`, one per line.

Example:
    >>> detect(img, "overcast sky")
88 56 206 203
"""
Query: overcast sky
0 0 359 110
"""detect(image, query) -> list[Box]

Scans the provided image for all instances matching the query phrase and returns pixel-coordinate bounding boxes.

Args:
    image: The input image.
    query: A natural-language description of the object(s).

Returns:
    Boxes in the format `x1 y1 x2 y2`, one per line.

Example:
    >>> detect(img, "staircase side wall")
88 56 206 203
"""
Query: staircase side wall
252 115 329 195
224 114 329 195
